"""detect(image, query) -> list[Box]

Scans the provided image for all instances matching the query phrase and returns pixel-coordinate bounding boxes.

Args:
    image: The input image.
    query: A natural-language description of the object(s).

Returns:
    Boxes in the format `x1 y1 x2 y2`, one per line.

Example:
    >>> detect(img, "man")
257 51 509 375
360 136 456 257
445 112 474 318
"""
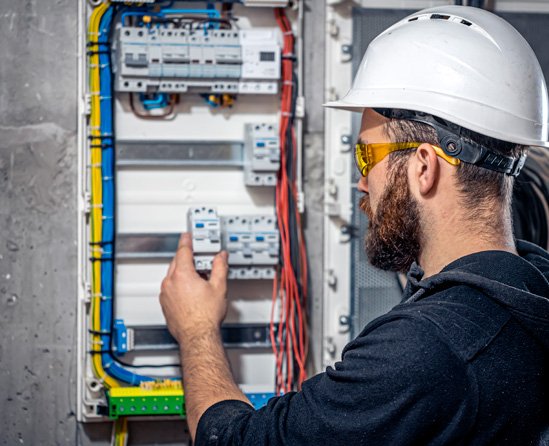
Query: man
160 5 549 445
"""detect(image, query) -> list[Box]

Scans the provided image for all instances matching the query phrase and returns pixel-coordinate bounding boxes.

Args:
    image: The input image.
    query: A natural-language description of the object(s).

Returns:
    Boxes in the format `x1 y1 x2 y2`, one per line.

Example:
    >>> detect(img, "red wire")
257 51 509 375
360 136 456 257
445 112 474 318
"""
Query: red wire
271 6 309 394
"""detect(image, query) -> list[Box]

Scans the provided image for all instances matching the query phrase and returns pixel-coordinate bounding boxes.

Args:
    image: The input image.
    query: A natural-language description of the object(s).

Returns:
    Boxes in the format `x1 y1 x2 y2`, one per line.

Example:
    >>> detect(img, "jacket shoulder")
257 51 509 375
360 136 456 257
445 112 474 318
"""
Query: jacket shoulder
367 287 511 363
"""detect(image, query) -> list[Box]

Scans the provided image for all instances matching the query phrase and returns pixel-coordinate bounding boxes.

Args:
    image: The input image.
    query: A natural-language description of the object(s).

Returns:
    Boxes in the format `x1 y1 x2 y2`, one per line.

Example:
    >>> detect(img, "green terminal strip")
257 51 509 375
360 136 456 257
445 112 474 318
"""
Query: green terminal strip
107 388 186 420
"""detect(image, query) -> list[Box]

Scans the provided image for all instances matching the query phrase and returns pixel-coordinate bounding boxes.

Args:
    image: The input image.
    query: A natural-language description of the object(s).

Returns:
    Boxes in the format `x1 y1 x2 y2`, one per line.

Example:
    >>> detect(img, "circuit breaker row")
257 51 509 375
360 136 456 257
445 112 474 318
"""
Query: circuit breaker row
188 207 279 278
114 26 281 94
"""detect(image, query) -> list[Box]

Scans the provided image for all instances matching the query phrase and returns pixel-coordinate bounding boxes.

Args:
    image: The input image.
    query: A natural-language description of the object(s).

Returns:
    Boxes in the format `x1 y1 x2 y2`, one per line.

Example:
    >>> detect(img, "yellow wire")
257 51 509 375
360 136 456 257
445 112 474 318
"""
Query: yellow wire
113 417 129 446
88 1 119 389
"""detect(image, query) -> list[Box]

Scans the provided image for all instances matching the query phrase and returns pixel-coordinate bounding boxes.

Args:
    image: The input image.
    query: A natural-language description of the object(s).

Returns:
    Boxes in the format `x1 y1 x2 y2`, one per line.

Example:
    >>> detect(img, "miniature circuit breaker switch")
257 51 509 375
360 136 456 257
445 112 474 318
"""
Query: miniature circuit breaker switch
244 123 280 186
188 207 222 271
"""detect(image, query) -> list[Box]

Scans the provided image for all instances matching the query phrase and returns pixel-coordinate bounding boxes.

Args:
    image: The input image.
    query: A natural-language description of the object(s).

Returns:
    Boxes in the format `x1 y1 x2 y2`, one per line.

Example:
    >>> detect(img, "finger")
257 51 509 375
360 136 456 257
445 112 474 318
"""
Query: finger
209 251 229 290
174 232 196 272
167 257 176 277
178 232 192 249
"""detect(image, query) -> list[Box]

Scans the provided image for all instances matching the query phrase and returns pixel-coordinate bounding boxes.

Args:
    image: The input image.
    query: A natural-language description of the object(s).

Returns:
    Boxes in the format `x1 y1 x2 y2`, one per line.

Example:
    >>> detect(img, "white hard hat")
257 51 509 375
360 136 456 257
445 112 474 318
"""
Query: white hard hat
325 5 549 149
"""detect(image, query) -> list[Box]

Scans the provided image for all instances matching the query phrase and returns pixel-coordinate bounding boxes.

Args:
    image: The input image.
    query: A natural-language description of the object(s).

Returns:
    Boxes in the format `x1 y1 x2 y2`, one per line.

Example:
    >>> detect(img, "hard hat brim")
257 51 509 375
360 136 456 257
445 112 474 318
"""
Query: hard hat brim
323 97 549 149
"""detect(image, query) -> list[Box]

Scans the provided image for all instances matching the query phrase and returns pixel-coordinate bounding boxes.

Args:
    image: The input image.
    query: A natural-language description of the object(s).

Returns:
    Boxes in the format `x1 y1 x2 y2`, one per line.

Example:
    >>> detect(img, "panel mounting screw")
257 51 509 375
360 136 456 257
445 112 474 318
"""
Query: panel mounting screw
339 315 350 326
341 44 353 55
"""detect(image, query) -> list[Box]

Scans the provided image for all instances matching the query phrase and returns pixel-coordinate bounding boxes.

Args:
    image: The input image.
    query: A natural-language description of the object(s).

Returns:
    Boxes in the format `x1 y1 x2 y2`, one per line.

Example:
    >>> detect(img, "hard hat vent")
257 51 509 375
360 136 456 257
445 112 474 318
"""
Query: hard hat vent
404 12 491 41
429 14 450 20
407 13 475 29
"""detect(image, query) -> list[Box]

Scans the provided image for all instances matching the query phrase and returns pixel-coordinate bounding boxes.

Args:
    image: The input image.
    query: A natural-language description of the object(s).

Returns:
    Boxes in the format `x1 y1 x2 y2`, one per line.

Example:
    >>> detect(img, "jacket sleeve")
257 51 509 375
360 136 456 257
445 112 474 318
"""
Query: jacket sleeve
195 315 478 446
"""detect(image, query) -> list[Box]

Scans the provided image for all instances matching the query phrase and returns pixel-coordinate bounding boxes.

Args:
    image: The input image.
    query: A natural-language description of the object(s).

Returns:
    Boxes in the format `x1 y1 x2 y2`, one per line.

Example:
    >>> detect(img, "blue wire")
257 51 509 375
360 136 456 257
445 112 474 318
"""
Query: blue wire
121 8 220 26
98 7 155 385
140 93 169 110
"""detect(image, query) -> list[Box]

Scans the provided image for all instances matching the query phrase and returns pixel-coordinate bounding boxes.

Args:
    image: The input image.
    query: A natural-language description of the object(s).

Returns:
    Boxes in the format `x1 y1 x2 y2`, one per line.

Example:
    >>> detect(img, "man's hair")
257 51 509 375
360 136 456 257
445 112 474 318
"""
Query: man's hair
384 118 528 230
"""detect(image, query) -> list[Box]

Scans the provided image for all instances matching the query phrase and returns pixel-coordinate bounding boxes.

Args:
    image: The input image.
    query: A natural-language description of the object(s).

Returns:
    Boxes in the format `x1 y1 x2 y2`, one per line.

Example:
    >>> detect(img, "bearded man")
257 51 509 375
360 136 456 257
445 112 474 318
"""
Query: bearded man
159 6 549 445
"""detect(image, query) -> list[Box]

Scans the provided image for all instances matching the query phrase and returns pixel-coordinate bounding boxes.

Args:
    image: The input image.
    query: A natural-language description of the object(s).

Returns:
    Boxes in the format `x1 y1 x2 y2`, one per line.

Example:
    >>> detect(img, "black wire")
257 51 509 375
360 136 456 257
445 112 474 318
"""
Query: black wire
512 148 549 249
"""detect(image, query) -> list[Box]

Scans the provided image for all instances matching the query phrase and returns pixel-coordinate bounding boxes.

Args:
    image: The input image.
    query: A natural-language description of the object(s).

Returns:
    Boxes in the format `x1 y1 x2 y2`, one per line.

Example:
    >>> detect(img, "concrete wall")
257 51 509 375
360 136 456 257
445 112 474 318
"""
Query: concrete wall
0 0 326 444
0 0 79 444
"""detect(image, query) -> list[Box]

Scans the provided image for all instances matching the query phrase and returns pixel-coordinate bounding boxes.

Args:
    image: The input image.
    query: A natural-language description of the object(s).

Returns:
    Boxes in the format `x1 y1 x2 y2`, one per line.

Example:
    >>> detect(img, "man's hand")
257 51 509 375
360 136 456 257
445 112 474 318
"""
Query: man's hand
158 232 249 440
159 232 229 344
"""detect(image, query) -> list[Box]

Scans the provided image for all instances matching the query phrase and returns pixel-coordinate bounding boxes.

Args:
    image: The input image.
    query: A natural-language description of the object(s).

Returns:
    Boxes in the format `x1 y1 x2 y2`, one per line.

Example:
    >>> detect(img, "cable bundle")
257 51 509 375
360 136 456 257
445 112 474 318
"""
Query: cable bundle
513 147 549 250
88 2 156 387
271 7 309 394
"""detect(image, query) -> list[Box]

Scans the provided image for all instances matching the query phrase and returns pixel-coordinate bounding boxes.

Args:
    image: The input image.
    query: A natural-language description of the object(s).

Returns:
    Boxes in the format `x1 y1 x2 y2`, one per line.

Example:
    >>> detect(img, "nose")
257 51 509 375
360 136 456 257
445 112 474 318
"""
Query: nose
357 175 369 194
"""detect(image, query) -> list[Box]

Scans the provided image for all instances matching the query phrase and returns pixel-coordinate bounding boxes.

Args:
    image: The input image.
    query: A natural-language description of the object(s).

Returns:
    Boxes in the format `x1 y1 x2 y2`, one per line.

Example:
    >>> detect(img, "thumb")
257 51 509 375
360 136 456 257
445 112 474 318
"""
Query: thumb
209 251 229 291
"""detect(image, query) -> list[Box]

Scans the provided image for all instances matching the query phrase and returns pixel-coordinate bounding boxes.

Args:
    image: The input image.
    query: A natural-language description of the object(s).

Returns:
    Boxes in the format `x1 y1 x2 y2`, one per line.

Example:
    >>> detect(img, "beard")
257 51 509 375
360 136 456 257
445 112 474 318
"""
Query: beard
359 164 422 273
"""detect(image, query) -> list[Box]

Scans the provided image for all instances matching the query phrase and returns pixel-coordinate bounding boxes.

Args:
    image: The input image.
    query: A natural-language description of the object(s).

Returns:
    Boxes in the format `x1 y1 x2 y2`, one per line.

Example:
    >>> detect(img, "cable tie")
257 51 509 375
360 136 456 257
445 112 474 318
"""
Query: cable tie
89 240 114 246
86 40 109 47
282 54 297 61
89 257 114 263
88 134 113 140
89 203 103 209
88 329 111 335
90 293 104 298
87 50 111 56
281 111 293 117
283 31 293 36
90 339 104 346
283 80 295 86
88 163 102 169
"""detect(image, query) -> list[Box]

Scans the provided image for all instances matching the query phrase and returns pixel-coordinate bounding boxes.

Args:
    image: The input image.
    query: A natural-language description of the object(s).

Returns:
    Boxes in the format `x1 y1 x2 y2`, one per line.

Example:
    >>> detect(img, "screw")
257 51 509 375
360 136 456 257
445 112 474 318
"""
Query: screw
341 134 351 145
339 315 350 326
341 44 352 54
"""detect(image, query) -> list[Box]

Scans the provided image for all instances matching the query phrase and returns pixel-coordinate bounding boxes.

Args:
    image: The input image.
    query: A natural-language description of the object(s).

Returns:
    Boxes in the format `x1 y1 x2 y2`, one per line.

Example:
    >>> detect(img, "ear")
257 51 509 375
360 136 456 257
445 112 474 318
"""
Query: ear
413 143 439 196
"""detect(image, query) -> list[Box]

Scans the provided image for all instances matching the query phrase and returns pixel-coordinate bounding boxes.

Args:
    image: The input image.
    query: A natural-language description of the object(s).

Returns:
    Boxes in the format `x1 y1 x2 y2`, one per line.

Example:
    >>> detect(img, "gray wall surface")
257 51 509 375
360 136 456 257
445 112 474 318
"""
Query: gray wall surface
0 0 80 444
0 0 326 444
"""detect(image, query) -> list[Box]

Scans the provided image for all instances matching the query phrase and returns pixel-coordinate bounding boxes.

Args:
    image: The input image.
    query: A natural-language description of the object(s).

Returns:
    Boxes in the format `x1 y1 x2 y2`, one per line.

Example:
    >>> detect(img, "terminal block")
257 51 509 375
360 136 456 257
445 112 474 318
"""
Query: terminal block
244 123 280 186
224 215 278 279
107 380 184 419
188 207 222 271
107 380 274 420
114 26 280 94
228 266 276 280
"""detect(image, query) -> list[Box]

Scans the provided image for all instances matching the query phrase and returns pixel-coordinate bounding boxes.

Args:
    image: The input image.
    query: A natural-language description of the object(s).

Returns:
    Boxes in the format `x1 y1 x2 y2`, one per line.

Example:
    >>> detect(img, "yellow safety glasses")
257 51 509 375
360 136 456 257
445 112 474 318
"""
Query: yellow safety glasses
354 142 461 177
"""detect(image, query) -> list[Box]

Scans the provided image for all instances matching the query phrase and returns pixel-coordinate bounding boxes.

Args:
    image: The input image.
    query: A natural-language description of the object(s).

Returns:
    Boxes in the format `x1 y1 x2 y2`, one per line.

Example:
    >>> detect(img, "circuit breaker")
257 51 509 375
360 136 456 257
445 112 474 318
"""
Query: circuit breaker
244 123 280 186
188 206 222 271
224 214 279 278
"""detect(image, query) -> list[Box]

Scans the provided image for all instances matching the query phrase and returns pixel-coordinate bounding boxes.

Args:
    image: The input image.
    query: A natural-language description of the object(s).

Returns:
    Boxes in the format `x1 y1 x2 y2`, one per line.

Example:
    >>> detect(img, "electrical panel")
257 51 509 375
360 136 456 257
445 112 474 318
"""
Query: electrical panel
114 26 281 94
78 1 306 438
